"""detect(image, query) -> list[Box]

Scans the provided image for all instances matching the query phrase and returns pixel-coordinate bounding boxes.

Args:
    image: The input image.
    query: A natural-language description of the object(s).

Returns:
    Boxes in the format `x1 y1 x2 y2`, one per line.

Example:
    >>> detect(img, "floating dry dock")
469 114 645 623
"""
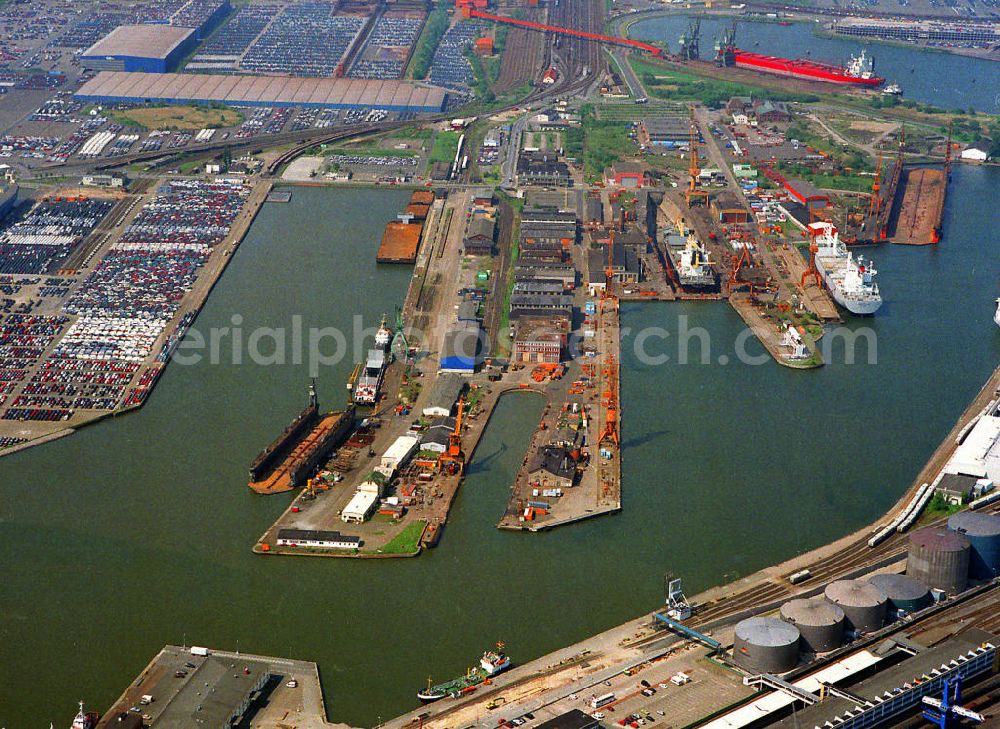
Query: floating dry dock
248 387 355 495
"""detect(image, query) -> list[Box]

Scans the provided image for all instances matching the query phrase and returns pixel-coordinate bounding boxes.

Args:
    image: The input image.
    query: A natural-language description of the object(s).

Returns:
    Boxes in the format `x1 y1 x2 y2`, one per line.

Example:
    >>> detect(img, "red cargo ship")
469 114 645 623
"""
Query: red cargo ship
731 48 883 86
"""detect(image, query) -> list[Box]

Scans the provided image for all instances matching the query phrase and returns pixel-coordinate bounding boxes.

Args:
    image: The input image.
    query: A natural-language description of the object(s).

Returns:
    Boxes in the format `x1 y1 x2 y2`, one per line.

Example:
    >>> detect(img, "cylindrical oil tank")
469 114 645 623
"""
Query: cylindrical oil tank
733 617 800 674
779 598 844 653
948 512 1000 580
907 526 970 595
867 573 931 614
824 580 887 634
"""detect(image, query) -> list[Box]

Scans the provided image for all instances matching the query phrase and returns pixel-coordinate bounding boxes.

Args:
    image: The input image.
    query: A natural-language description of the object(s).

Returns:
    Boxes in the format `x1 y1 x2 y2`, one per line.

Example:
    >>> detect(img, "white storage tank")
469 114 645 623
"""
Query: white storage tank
733 617 800 674
780 598 845 653
824 580 887 634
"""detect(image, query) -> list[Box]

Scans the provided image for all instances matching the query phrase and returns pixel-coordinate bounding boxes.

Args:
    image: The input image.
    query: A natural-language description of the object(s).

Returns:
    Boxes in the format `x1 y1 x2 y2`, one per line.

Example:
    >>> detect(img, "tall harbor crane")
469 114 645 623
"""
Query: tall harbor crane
714 20 737 67
438 398 466 475
686 110 709 207
678 17 701 61
601 232 618 313
868 152 883 218
598 354 619 448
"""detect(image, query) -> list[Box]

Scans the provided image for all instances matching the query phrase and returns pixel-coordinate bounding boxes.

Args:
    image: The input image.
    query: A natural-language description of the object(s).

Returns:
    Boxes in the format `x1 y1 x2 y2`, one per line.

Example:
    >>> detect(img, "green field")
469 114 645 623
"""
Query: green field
575 105 636 182
430 131 462 163
594 100 687 122
410 1 449 80
629 57 819 109
110 105 243 131
325 147 419 159
377 520 427 555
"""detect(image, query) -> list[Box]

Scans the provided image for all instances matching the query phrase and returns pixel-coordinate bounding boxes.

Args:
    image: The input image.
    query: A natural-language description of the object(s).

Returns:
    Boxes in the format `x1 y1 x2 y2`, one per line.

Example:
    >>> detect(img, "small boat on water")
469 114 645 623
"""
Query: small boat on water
994 298 1000 329
71 702 98 729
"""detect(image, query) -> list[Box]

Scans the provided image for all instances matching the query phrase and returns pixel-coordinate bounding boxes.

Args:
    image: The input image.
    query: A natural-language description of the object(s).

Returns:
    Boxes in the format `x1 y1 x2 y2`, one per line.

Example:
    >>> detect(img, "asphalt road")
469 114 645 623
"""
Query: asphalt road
611 48 647 99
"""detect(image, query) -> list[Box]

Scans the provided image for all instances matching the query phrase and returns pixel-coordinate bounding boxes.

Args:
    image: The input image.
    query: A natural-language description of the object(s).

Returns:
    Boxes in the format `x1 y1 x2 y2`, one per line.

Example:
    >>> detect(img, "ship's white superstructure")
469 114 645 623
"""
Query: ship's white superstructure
677 234 720 290
71 702 95 729
354 316 394 405
809 222 882 315
846 49 876 80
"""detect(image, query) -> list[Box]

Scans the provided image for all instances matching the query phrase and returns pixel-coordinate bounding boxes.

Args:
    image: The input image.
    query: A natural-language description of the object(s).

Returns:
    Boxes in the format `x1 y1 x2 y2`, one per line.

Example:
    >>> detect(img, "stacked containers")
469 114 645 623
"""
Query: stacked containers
907 526 971 595
867 573 932 614
733 617 800 673
824 580 888 634
779 598 845 653
947 512 1000 580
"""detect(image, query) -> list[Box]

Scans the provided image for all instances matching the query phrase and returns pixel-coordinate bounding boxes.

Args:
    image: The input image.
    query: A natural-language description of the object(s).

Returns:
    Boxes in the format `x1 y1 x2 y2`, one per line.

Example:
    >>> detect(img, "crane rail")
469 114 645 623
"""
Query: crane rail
468 9 663 57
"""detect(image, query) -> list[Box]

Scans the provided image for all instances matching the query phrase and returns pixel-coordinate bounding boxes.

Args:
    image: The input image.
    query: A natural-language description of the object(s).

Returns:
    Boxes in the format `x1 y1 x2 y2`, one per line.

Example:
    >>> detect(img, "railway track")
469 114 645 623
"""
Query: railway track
547 0 606 82
496 7 548 92
263 0 620 179
678 502 1000 634
266 46 594 179
690 581 793 626
481 199 515 356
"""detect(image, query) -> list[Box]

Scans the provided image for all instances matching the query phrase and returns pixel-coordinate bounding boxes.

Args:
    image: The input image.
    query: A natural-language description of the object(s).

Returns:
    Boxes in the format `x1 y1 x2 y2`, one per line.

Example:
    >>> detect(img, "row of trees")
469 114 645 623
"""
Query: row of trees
411 4 450 80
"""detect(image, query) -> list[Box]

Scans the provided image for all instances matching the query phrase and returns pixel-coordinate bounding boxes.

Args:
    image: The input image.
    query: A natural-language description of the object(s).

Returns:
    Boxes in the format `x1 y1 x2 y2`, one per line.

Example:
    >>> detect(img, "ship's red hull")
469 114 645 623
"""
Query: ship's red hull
732 50 883 86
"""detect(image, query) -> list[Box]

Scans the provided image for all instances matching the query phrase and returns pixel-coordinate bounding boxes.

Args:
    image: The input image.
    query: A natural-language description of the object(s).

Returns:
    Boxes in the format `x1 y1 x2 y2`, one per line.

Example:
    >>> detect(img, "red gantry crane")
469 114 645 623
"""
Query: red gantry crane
868 151 883 219
438 398 466 475
462 8 664 57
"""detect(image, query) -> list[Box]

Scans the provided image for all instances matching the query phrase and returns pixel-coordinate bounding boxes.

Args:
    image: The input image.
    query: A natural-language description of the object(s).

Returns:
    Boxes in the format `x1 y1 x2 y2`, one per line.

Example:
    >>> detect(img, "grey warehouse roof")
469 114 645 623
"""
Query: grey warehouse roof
82 25 195 60
75 71 447 111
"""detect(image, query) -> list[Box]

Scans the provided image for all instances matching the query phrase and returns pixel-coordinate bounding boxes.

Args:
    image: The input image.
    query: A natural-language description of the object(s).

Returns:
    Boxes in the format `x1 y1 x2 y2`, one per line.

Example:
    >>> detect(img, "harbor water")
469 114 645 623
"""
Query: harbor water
0 172 998 727
628 14 1000 113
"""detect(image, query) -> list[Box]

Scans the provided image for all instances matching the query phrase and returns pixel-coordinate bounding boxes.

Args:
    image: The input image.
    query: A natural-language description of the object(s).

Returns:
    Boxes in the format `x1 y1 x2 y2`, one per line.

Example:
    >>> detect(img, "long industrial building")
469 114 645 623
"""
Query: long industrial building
74 71 448 112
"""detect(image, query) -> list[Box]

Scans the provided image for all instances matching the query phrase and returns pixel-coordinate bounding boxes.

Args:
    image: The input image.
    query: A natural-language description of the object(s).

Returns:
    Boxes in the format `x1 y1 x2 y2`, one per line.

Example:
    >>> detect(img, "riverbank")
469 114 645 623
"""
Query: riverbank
616 6 1000 64
622 11 1000 114
7 163 999 727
